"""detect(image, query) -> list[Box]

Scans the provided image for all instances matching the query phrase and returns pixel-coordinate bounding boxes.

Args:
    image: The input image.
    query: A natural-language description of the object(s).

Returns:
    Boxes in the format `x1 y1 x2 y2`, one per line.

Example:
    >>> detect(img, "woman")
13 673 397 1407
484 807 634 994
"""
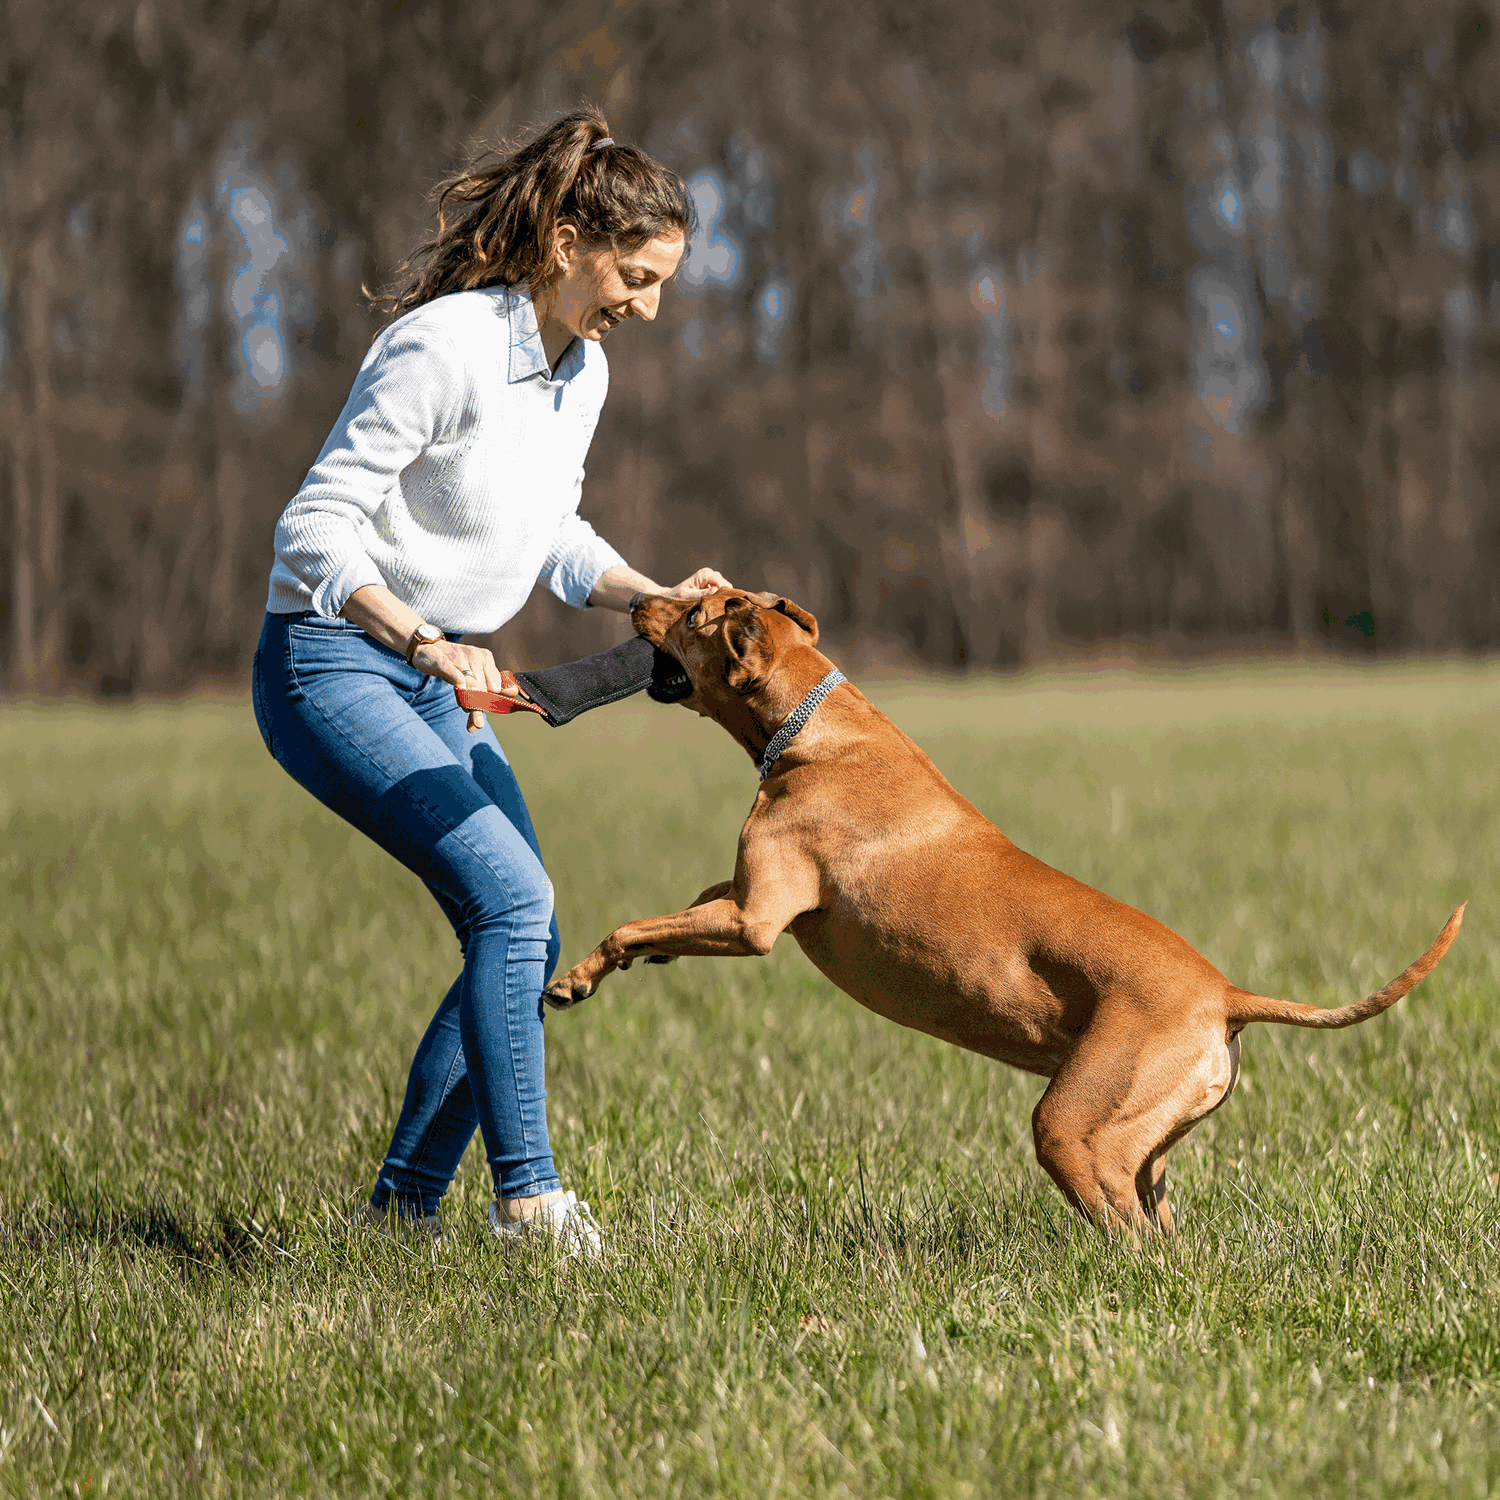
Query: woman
251 108 729 1255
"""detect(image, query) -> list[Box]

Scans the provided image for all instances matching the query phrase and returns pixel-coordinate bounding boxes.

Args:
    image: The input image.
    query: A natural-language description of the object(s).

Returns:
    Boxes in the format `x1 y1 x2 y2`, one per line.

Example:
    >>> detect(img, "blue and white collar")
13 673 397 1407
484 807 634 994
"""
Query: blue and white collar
503 288 585 385
758 669 847 780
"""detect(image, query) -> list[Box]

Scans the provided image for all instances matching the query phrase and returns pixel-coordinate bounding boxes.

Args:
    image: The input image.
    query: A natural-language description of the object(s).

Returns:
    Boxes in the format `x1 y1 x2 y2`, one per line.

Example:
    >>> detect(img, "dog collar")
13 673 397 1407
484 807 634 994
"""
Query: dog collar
758 669 847 780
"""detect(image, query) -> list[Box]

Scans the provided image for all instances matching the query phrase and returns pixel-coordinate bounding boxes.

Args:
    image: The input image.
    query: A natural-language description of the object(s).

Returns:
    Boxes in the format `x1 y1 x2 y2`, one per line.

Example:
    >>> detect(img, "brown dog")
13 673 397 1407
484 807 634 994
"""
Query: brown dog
544 589 1465 1232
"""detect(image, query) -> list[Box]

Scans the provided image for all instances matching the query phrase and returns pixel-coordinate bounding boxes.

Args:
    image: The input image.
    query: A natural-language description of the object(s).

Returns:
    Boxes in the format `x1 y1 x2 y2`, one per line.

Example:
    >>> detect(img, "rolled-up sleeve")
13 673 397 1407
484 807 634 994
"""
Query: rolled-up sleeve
272 328 466 618
536 503 627 609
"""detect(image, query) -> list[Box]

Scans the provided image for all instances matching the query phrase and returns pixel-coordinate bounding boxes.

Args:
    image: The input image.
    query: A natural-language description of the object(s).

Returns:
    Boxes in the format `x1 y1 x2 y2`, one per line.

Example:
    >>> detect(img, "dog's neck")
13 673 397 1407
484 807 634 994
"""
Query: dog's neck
711 650 840 771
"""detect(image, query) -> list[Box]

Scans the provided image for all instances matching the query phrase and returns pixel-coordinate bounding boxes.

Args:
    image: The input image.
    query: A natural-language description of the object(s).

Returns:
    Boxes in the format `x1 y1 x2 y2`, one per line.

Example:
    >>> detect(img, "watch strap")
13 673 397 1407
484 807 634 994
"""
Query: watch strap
405 623 442 665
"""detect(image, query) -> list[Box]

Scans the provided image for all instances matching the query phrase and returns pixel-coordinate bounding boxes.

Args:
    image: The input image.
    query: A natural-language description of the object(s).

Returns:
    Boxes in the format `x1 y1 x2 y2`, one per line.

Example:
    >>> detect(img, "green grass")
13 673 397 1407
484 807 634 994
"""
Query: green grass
2 661 1498 1498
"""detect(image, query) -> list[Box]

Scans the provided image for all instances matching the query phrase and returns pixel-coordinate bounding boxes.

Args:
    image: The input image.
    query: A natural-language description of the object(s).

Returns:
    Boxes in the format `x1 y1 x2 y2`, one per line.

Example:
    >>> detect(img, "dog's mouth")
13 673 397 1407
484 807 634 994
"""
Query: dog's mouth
629 594 694 703
646 645 692 703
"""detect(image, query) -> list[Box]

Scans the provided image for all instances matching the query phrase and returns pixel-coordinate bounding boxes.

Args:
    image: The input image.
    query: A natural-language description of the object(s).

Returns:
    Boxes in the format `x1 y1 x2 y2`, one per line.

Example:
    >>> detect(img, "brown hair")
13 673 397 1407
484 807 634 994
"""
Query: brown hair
372 106 696 320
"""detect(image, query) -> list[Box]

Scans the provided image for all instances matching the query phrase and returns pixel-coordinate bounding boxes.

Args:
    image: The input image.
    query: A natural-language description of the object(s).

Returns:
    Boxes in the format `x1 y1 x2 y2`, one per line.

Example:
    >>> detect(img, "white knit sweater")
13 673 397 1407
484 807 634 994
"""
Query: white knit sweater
265 287 626 633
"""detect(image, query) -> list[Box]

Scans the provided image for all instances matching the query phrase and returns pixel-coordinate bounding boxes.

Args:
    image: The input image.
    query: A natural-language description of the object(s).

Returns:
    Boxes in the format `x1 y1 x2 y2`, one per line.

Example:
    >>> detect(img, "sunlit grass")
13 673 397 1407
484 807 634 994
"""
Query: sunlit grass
2 662 1498 1497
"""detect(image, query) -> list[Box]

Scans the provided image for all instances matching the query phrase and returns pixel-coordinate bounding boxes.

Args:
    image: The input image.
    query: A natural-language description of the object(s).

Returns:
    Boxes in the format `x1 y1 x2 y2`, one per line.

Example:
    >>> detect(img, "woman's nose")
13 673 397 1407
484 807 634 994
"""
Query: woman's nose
630 284 663 322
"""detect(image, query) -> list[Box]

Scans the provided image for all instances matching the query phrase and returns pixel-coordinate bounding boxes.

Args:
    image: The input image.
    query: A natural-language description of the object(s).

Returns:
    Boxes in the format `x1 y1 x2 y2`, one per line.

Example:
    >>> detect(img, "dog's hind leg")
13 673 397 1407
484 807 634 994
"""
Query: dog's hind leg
1130 1030 1239 1233
1032 1007 1235 1233
1032 1095 1151 1232
1134 1149 1174 1235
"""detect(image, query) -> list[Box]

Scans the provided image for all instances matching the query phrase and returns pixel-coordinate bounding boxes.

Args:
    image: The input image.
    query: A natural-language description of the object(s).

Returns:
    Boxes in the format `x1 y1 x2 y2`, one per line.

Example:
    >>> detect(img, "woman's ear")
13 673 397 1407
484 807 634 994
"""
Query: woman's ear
551 222 581 273
773 597 819 645
722 600 769 695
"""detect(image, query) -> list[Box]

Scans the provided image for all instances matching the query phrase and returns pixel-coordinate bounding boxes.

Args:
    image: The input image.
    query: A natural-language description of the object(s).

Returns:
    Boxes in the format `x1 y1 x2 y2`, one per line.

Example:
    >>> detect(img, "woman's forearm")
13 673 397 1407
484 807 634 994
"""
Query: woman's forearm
340 582 544 729
344 570 663 641
341 584 427 655
589 563 734 610
587 564 664 612
349 564 733 644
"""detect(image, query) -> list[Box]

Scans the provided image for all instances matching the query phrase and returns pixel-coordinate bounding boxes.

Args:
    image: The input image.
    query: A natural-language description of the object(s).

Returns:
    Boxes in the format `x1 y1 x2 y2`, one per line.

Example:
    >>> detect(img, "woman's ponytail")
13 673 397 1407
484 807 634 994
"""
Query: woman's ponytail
373 107 695 319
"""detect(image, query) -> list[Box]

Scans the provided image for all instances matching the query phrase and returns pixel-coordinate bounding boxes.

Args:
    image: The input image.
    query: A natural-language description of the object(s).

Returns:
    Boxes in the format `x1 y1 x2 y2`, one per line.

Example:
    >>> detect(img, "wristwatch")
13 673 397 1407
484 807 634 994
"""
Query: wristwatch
404 622 444 665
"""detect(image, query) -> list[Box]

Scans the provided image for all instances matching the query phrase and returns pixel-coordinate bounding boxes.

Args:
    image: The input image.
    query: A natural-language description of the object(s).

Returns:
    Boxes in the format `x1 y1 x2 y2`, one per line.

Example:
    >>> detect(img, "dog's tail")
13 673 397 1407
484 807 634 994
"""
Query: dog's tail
1225 903 1465 1030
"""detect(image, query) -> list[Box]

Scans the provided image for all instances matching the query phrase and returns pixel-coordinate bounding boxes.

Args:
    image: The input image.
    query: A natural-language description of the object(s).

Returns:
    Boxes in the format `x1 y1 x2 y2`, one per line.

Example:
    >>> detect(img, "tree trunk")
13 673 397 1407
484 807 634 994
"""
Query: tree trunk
206 445 248 659
7 409 35 687
24 232 61 683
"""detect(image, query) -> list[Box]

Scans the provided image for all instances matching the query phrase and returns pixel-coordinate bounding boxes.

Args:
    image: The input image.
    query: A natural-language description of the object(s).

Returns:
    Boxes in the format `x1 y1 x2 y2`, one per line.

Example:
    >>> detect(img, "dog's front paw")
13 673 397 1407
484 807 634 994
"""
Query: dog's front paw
543 967 602 1009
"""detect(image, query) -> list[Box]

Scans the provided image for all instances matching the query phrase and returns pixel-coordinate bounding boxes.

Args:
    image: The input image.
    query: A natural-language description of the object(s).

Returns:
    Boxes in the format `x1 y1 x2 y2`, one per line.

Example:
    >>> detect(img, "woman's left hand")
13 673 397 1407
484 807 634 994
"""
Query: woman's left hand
665 567 733 598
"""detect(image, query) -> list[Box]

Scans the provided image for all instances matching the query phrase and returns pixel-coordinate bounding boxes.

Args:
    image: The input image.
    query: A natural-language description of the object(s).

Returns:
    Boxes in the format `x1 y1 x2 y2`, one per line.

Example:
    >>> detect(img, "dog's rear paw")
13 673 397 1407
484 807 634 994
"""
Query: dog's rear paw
644 955 676 965
543 974 596 1010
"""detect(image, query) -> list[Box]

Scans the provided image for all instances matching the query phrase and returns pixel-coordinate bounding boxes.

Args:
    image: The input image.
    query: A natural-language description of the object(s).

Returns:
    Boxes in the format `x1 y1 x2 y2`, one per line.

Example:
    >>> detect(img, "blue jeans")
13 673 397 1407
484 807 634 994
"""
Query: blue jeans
251 612 563 1212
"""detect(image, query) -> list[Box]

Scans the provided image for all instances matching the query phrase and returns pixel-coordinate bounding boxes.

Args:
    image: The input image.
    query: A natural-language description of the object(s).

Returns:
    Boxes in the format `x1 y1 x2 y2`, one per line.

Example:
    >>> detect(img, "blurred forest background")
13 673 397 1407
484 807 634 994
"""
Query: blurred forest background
3 0 1499 691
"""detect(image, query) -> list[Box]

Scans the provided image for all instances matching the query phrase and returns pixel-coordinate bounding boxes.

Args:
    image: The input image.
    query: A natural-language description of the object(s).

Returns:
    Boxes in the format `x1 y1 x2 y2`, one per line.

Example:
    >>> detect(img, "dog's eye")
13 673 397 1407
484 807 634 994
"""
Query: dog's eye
686 608 699 627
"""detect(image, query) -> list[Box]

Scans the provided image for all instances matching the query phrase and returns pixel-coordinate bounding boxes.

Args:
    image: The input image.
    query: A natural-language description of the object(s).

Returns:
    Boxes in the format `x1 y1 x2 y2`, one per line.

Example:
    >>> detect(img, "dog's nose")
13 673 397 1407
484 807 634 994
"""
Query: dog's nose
628 592 655 638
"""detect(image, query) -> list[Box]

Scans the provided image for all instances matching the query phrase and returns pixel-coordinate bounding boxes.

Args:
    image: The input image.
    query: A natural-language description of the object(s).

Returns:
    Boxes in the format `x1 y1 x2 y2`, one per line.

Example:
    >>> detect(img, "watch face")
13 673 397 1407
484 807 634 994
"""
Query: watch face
419 625 443 642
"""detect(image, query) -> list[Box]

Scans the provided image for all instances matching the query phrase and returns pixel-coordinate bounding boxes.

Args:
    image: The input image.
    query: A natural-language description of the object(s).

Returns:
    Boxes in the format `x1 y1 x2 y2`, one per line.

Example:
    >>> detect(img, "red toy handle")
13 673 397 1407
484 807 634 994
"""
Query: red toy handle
455 686 520 714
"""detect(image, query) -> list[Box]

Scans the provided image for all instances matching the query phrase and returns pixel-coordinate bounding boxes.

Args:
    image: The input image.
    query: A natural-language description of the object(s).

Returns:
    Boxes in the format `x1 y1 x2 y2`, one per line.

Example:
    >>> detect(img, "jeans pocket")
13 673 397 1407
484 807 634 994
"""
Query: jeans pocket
287 619 367 646
287 621 378 677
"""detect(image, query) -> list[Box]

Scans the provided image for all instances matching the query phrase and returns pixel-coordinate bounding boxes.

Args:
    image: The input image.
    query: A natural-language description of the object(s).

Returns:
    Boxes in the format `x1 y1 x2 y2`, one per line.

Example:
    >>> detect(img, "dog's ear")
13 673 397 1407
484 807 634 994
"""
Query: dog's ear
722 597 770 695
772 596 819 645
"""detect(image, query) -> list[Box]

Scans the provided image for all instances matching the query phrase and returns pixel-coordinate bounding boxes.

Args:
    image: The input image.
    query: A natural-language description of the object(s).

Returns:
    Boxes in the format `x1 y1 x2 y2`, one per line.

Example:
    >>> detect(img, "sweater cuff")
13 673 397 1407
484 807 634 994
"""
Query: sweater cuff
541 537 628 610
309 552 387 620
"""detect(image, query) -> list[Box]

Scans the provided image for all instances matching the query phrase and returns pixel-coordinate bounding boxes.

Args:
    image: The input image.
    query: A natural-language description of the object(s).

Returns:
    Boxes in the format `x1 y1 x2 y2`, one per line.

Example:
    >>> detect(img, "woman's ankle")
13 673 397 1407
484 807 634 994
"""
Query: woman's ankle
495 1188 565 1224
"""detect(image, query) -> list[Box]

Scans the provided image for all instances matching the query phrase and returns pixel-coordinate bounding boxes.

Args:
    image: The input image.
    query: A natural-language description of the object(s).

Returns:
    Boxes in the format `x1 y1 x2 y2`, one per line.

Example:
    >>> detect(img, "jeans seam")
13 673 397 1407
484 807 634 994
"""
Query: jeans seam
251 653 277 761
500 903 548 1190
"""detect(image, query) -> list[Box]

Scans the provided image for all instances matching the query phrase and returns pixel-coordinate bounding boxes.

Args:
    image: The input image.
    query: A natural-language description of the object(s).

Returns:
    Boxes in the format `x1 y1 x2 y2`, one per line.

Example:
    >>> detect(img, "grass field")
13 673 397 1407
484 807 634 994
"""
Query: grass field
2 661 1498 1498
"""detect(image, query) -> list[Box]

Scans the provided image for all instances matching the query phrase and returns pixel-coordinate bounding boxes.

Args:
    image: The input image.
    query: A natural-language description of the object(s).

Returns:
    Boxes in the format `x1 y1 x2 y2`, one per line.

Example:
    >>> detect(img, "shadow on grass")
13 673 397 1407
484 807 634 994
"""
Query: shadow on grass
804 1159 1087 1273
1 1187 291 1280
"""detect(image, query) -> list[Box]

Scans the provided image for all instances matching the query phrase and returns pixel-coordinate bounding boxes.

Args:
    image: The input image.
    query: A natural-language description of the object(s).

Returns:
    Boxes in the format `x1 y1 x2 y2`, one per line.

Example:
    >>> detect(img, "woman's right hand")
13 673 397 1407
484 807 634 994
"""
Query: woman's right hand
412 639 548 732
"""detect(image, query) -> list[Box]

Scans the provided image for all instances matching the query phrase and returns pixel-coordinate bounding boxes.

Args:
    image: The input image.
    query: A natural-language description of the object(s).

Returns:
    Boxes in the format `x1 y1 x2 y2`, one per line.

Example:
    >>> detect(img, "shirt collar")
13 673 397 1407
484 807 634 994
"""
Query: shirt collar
506 288 584 385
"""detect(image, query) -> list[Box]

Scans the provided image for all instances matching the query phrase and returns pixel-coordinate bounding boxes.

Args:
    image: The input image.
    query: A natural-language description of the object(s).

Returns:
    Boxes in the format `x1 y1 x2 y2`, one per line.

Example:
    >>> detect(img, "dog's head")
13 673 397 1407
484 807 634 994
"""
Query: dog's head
632 589 820 707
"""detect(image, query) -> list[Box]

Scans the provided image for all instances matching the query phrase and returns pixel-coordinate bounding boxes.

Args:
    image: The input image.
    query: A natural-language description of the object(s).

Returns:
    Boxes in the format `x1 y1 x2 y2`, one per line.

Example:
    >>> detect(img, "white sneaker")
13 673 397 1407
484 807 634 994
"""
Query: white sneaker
352 1201 442 1240
487 1190 603 1260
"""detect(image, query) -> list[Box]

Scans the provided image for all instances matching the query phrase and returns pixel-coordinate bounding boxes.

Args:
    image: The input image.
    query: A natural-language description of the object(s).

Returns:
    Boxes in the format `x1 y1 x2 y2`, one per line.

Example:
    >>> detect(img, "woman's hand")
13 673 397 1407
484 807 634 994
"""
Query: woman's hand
664 567 733 598
339 584 541 732
411 638 548 732
588 564 734 611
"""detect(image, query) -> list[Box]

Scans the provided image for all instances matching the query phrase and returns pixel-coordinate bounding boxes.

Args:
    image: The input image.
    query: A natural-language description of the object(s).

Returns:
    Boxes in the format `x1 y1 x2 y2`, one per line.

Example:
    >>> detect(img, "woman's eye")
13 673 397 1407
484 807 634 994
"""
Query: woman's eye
686 609 699 627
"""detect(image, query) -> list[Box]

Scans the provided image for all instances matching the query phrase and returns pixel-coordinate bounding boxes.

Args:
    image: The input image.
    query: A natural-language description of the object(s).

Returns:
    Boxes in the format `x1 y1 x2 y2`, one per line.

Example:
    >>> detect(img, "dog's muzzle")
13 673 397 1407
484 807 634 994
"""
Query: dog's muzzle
646 648 692 703
624 593 691 702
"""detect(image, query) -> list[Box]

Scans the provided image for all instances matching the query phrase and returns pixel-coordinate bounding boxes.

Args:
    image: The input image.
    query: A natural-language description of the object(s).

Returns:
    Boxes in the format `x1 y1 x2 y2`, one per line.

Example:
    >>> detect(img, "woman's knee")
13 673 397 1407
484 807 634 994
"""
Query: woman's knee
464 848 554 938
545 913 562 983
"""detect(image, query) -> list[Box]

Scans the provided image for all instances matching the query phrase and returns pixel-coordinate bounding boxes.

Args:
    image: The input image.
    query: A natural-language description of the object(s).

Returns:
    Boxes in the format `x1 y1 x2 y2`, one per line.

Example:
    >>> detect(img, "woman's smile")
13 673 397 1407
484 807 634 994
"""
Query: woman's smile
543 230 684 355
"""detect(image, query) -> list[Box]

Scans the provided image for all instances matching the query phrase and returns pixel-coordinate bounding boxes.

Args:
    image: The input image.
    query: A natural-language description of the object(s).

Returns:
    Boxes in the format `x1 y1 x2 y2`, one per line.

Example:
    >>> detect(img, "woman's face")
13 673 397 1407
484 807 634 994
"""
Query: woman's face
545 228 685 344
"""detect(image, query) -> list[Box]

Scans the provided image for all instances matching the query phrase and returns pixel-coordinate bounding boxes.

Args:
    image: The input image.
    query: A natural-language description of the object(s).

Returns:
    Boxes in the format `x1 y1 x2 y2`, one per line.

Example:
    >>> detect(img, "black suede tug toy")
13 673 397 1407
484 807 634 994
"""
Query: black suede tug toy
513 637 691 727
